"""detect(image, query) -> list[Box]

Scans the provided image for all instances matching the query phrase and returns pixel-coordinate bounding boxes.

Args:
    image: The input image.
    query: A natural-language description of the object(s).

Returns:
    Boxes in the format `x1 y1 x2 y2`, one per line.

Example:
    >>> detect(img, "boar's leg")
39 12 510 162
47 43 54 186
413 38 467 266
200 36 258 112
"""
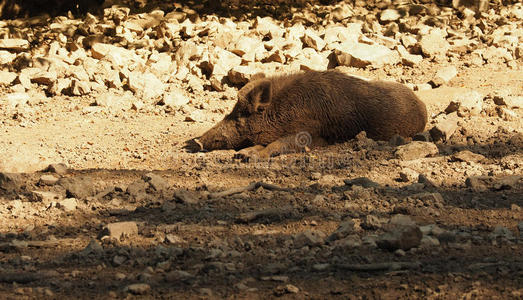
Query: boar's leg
236 145 266 158
237 134 327 159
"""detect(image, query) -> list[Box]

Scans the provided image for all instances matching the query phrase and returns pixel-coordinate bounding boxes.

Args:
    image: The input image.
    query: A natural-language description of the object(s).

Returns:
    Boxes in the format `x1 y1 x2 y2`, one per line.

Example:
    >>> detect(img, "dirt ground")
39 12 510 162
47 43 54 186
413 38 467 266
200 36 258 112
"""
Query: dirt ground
0 0 522 299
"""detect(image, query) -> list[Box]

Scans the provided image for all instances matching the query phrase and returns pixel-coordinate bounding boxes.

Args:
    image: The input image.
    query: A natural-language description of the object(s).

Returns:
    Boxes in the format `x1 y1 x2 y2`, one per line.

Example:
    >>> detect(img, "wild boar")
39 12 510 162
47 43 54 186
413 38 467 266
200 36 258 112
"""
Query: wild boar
190 70 427 158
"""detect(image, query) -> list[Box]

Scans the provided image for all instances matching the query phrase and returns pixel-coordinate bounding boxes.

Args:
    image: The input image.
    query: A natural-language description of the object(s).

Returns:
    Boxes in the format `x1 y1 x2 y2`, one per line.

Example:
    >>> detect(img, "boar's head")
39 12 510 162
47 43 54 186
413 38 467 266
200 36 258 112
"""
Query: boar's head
189 76 273 152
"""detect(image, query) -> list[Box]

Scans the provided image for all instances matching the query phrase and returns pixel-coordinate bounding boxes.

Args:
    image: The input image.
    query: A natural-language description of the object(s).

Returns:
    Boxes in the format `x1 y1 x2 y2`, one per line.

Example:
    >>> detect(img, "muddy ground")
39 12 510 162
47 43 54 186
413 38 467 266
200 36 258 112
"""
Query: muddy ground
0 0 522 299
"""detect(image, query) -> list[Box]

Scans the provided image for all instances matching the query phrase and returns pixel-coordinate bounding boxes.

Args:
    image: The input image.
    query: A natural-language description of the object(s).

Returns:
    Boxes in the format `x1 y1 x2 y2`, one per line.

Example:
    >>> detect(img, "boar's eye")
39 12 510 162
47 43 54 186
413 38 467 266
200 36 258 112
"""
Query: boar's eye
228 102 252 119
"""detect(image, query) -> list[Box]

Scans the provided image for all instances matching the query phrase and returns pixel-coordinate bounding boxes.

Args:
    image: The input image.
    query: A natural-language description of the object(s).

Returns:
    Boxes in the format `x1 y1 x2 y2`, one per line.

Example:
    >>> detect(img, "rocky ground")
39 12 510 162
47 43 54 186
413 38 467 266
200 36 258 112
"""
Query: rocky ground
0 0 522 299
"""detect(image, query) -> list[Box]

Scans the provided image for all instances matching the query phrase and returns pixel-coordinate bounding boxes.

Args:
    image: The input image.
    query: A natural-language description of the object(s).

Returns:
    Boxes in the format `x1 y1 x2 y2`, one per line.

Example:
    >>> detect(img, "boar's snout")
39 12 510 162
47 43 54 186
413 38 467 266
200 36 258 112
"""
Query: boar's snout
197 120 244 151
184 138 204 153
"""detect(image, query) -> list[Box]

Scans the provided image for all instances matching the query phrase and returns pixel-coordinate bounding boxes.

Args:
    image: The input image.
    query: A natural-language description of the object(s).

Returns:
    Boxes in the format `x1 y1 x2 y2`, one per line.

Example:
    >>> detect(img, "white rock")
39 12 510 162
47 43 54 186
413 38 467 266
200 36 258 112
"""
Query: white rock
419 29 450 58
49 78 72 96
228 65 257 85
324 25 360 45
401 35 418 49
0 39 29 51
30 71 57 86
70 80 91 96
149 52 174 79
0 50 16 64
91 43 116 59
128 72 165 100
431 66 458 86
508 4 523 19
482 46 512 63
399 168 419 182
175 41 200 64
395 141 439 160
162 91 189 108
230 36 261 59
58 198 77 211
31 190 61 202
492 32 519 50
101 221 138 239
297 49 329 71
445 90 483 117
104 69 122 89
493 95 523 109
302 29 326 51
208 47 242 77
380 9 401 22
185 110 204 122
5 92 30 108
281 39 303 60
415 83 432 91
256 17 283 39
0 70 17 86
91 43 140 68
19 68 39 89
497 107 518 121
39 174 59 185
430 113 459 142
374 34 398 49
131 99 144 110
123 20 144 34
95 92 133 110
330 5 353 21
335 42 399 68
287 23 305 40
397 45 423 67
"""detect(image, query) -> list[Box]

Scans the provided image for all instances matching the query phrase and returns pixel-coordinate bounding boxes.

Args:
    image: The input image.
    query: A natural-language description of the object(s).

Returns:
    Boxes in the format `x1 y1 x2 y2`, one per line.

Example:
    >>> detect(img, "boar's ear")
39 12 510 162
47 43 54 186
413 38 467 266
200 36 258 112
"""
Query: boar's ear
247 80 272 113
250 72 266 82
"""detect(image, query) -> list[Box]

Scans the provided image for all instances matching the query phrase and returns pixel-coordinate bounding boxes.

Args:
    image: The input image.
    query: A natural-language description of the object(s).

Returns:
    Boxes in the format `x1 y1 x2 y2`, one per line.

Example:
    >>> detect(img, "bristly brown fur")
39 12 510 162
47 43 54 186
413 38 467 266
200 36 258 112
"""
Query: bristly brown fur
197 70 428 151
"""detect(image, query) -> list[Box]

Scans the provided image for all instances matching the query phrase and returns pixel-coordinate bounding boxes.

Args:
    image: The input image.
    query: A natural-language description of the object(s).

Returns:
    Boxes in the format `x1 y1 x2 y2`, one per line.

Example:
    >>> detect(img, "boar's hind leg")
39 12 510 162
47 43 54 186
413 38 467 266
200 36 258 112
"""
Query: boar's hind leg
236 145 266 158
239 134 326 159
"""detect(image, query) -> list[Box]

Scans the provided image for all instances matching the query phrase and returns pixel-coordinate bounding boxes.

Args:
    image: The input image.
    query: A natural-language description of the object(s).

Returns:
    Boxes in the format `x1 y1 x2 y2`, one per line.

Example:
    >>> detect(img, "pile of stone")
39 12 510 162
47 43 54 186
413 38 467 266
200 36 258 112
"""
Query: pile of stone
0 1 520 108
